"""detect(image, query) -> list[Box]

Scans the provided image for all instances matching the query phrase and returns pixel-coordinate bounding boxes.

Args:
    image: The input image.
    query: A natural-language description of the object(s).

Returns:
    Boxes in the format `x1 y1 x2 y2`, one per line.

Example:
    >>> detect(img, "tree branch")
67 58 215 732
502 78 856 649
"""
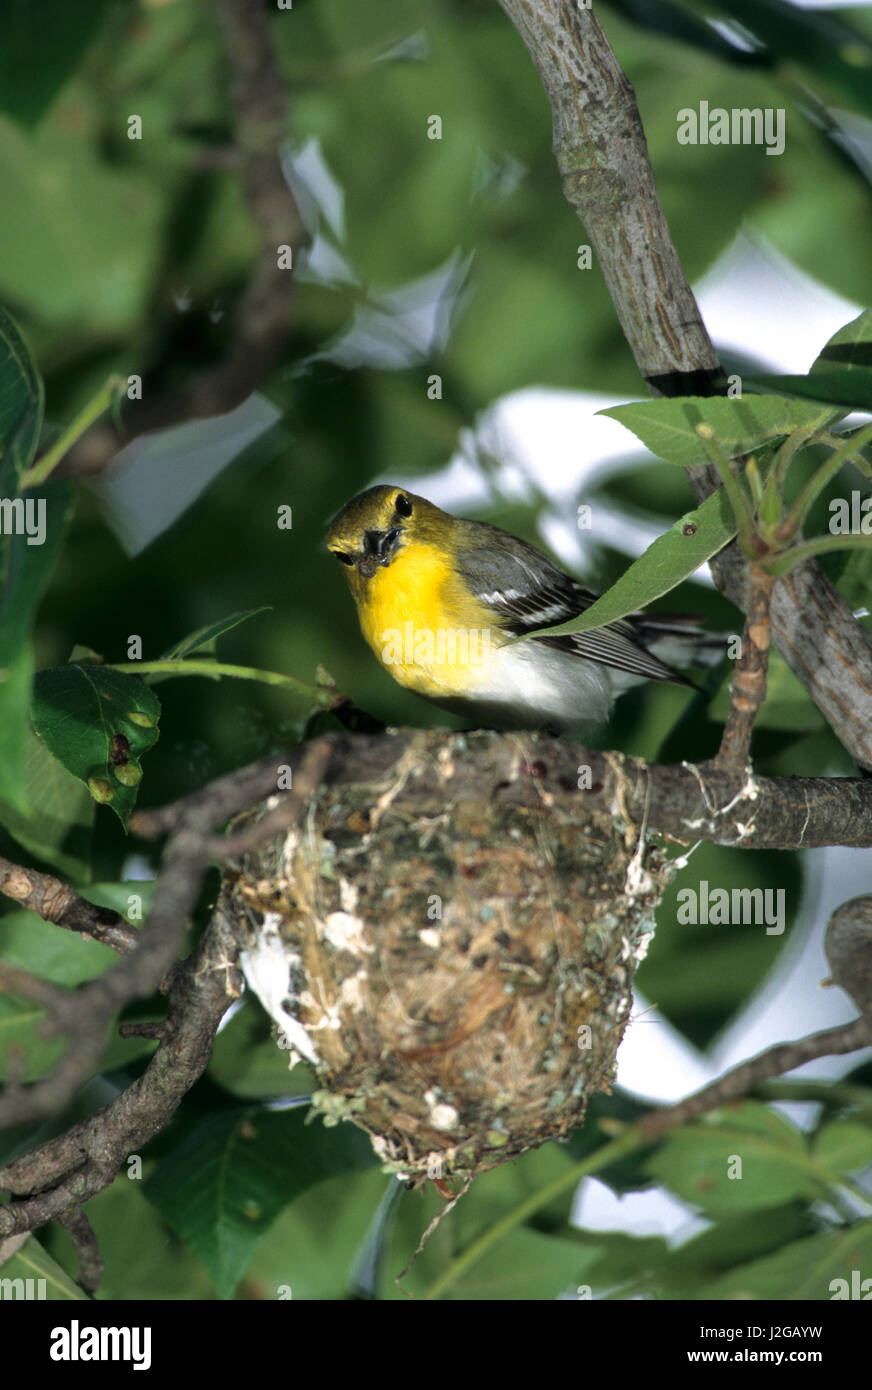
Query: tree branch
0 816 211 1130
129 749 298 840
640 1015 872 1140
714 565 776 772
825 894 872 1016
0 856 137 954
316 729 872 850
205 739 333 858
55 1207 104 1294
0 751 324 1132
497 0 872 769
499 0 721 391
0 908 241 1234
0 741 330 1135
0 753 336 1248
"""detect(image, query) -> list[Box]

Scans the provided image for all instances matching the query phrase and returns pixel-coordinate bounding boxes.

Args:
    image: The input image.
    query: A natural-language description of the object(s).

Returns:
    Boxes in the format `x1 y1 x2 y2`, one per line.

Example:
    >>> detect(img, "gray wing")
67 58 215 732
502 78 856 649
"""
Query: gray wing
455 530 692 686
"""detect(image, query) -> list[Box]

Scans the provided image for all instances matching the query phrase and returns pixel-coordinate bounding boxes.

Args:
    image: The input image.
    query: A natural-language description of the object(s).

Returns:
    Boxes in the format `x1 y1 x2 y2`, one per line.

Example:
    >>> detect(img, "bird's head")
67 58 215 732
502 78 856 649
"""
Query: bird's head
326 485 441 589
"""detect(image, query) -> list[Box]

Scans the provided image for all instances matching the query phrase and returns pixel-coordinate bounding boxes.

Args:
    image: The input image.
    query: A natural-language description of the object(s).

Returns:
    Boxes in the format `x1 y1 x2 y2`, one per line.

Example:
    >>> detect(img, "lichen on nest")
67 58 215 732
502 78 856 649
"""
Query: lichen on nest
217 729 673 1183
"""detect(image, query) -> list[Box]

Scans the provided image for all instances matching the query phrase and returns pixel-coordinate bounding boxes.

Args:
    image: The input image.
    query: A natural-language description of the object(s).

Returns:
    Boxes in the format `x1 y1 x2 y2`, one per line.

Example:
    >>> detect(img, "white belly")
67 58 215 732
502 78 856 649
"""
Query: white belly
427 637 616 736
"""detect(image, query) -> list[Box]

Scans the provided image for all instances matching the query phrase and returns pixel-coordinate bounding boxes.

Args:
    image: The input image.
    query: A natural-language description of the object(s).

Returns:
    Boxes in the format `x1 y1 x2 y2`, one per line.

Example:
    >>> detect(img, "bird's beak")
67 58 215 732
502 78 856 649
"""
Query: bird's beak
358 526 402 578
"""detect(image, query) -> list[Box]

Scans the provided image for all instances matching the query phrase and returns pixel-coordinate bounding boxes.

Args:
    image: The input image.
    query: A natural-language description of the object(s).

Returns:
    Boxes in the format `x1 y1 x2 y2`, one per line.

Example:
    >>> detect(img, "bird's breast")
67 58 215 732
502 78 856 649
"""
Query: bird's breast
358 542 498 696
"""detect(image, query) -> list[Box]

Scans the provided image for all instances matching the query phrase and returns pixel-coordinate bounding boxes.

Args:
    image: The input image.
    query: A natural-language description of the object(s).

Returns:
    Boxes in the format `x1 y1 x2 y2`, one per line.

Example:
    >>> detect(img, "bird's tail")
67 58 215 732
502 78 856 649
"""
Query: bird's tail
630 612 727 675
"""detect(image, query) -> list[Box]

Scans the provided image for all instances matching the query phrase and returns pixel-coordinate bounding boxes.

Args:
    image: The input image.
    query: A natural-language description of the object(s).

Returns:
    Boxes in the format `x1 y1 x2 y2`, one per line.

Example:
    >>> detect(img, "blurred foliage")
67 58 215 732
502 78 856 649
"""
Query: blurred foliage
1 0 872 1301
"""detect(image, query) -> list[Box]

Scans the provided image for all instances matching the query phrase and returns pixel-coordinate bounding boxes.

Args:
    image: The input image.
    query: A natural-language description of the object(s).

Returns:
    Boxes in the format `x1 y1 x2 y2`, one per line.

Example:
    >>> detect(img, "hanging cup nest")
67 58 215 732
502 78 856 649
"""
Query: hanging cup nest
217 729 672 1183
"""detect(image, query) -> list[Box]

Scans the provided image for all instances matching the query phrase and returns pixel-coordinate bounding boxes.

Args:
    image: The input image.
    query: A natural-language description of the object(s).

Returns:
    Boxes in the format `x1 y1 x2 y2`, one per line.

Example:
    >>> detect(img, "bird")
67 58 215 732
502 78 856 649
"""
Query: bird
326 484 709 736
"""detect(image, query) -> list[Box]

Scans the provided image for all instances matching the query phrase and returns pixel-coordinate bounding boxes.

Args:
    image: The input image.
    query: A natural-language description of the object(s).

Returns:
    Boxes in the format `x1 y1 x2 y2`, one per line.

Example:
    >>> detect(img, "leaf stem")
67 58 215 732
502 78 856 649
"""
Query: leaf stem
777 420 872 542
21 376 126 490
764 532 872 577
773 422 827 488
694 424 759 550
105 660 335 704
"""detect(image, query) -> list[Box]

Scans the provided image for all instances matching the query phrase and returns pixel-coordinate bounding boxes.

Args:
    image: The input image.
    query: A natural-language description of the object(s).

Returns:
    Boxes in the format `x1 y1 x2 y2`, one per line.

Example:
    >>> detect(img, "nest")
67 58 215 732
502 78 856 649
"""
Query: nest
216 730 672 1183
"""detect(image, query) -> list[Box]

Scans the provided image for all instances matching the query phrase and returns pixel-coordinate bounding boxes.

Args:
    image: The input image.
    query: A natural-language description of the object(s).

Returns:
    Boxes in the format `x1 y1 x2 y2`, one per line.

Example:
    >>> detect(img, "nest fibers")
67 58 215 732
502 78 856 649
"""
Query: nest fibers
217 730 673 1183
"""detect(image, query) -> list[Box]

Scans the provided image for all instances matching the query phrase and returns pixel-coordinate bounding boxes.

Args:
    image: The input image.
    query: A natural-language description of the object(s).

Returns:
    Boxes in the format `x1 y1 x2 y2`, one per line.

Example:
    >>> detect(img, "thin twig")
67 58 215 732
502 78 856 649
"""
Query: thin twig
117 1020 171 1041
207 738 333 858
639 1016 872 1140
714 565 777 772
56 1208 104 1294
0 856 138 954
130 748 299 838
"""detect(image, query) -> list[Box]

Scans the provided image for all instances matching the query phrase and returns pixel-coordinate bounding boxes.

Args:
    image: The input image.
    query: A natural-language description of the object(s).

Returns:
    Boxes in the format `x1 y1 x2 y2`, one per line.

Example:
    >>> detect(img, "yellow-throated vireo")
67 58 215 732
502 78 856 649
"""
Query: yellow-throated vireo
327 484 708 736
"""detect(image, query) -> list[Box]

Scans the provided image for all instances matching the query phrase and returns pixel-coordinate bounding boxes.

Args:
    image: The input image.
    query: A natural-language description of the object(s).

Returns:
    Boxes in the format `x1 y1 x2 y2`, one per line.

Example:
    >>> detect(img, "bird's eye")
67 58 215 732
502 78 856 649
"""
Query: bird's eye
332 550 354 566
395 494 413 518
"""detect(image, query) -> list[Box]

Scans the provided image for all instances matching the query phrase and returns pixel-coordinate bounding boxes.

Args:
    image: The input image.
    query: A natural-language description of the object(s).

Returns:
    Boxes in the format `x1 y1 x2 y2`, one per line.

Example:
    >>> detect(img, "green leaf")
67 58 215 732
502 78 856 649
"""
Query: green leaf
0 117 163 336
812 1119 872 1176
70 1178 216 1301
747 310 872 414
0 909 118 1082
838 545 872 609
605 0 770 69
600 396 843 469
0 643 33 814
0 0 113 127
534 488 735 639
76 879 155 924
143 1107 375 1299
0 310 48 808
0 480 73 810
448 1226 601 1301
309 0 427 60
0 481 71 656
159 607 271 662
644 845 799 1046
579 1231 672 1299
812 307 872 374
700 1221 872 1301
31 665 161 828
0 724 94 879
208 998 313 1101
709 0 872 117
0 1236 89 1301
0 303 43 489
247 1168 392 1301
668 1204 813 1279
765 530 872 579
645 1103 813 1215
748 370 872 413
